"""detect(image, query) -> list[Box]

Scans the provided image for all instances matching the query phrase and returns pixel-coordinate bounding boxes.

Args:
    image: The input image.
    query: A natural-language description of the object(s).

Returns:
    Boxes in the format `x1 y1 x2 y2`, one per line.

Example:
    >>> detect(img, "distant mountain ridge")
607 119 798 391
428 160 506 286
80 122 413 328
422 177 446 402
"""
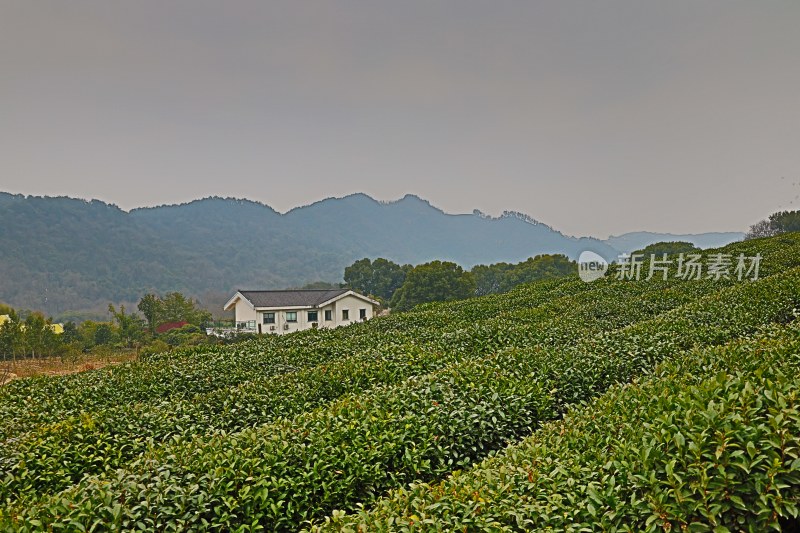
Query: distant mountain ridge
0 192 743 317
606 231 745 254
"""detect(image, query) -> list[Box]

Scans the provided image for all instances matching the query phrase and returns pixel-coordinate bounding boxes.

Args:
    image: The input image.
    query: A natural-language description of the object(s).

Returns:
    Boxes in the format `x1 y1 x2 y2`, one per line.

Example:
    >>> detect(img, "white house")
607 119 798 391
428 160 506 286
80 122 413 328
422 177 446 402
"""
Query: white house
223 289 379 334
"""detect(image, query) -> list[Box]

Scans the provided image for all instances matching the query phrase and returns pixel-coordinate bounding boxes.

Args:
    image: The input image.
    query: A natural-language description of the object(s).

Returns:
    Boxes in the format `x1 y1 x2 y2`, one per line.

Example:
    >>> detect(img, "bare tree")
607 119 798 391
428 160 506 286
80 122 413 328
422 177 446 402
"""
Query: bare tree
745 219 778 240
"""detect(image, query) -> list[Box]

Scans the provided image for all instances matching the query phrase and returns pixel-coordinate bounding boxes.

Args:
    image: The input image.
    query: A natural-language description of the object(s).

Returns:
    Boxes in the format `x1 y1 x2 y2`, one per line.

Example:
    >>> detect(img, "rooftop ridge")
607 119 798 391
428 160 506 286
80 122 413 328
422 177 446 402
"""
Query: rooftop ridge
238 288 348 293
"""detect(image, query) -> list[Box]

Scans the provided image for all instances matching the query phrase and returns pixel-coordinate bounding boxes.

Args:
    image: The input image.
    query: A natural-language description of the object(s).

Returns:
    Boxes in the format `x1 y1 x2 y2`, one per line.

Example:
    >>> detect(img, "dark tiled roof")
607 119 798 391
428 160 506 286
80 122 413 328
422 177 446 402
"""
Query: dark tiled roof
238 289 350 308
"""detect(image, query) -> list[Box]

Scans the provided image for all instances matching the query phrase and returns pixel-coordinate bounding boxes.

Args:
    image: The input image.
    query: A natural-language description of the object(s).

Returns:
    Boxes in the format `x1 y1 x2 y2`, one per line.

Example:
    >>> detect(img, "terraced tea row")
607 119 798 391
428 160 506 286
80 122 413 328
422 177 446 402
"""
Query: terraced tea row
5 269 797 531
319 321 800 531
0 278 591 443
5 232 798 442
2 234 799 531
0 277 710 503
7 226 797 438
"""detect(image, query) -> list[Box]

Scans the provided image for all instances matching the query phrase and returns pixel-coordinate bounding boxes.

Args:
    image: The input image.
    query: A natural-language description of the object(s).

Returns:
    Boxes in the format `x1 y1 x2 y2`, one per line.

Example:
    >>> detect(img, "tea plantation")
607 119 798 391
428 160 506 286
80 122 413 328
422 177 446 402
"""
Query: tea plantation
2 234 800 531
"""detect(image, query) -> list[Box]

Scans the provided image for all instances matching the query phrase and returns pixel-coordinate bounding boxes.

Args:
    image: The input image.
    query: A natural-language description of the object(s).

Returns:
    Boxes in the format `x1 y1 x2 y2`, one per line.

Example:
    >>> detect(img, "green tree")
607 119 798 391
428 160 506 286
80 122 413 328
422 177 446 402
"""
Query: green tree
746 210 800 240
19 313 62 359
137 292 212 330
770 210 800 233
472 262 513 296
61 321 81 344
137 294 161 335
0 310 22 362
503 254 576 290
344 258 410 302
471 254 576 296
22 313 48 358
745 219 777 240
160 292 212 326
344 258 372 293
60 342 83 368
162 324 207 347
108 304 145 348
93 323 114 346
40 322 62 358
390 261 476 311
78 321 99 350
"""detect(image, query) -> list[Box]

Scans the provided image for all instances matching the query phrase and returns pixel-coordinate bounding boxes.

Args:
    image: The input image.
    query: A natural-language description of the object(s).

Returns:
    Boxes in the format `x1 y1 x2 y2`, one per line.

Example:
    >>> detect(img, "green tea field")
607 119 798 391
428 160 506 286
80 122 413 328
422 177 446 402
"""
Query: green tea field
2 234 800 531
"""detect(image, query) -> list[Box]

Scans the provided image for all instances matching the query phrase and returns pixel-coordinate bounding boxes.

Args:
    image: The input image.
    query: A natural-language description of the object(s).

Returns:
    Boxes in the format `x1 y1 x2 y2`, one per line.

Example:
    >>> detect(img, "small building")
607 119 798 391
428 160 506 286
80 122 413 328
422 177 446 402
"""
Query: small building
223 289 379 334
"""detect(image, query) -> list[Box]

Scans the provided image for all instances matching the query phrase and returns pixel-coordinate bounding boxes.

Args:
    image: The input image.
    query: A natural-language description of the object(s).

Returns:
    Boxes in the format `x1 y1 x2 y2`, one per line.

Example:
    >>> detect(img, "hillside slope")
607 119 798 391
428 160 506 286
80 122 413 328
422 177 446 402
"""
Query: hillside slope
0 192 741 316
0 234 797 531
606 230 745 253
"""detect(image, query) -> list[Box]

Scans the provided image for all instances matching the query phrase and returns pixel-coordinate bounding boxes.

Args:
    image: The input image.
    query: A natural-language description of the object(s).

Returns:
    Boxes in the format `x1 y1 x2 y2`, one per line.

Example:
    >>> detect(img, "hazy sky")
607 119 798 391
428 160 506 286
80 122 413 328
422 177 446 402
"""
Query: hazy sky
1 1 798 237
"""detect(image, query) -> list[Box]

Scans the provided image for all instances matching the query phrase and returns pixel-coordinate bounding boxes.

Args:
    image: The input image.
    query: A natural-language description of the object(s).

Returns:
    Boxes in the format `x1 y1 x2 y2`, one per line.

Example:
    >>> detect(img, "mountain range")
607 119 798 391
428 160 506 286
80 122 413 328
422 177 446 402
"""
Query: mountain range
0 192 744 319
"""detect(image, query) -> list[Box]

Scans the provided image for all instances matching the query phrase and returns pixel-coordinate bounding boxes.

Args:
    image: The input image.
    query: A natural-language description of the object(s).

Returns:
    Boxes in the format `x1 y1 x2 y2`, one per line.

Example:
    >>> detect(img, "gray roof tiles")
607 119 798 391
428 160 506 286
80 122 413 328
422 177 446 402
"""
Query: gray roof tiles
238 289 351 308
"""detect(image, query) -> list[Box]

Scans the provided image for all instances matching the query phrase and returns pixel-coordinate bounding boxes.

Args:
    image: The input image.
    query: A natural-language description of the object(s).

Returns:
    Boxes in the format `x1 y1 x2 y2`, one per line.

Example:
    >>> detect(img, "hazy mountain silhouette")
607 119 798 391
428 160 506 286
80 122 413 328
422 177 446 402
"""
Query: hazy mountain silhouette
606 231 744 254
0 192 742 317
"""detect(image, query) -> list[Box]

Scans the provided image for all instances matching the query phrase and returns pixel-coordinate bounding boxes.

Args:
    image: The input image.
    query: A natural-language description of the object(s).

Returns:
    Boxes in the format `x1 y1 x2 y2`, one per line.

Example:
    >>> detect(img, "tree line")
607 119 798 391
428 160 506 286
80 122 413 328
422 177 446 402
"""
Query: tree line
0 292 214 362
746 210 800 240
344 254 576 311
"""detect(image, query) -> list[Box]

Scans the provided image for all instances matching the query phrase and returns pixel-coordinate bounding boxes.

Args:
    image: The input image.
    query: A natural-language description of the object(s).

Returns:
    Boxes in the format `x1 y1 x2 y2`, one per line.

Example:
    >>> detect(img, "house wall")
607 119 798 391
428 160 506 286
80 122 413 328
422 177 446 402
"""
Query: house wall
234 299 258 329
258 307 321 334
234 293 376 335
319 304 335 329
331 295 374 327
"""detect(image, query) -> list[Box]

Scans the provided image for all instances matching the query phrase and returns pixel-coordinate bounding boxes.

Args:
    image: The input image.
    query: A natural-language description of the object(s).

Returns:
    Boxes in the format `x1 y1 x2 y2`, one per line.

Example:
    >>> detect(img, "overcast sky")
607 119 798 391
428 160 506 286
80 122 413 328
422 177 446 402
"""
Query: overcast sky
1 1 798 237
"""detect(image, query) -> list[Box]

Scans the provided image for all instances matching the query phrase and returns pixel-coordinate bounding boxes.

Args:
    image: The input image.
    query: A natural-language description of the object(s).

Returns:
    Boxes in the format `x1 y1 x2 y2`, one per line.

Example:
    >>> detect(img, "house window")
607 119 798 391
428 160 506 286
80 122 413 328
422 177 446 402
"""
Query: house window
263 312 275 324
307 311 318 322
286 311 297 323
342 309 349 320
324 310 332 321
360 308 367 320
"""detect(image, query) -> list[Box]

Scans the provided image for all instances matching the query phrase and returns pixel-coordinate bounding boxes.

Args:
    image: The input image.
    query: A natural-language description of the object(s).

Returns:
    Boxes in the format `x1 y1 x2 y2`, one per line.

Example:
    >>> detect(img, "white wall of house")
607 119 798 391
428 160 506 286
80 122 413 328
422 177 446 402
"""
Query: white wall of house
231 293 376 335
258 307 322 334
330 294 374 326
233 300 258 329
